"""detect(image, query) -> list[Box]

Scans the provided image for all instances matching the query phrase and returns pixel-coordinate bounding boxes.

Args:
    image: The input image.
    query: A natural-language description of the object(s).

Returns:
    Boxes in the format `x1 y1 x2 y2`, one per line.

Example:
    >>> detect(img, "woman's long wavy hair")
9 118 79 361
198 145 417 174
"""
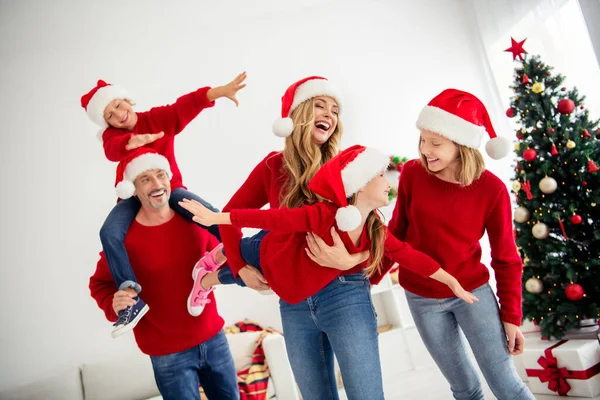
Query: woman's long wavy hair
280 98 343 208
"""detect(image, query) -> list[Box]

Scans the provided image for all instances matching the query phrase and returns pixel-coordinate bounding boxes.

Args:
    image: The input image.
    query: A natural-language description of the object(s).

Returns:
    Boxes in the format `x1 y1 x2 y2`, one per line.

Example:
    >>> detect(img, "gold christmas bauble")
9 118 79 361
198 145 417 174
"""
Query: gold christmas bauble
539 176 558 194
514 206 530 223
532 222 550 239
525 277 543 294
532 82 545 94
512 180 522 194
566 140 576 149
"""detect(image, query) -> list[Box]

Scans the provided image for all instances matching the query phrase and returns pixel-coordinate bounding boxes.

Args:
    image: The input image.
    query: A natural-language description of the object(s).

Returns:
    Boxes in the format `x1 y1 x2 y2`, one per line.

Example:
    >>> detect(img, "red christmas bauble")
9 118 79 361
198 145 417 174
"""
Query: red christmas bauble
523 148 537 161
561 87 567 91
565 283 584 301
583 181 588 186
580 106 585 110
571 214 582 224
549 128 555 133
558 99 575 114
506 108 516 118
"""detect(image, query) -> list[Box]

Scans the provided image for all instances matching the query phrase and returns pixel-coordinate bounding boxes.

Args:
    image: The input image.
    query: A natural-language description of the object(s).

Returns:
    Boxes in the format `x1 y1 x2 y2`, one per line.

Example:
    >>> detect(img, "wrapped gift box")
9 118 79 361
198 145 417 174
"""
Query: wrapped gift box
522 337 600 397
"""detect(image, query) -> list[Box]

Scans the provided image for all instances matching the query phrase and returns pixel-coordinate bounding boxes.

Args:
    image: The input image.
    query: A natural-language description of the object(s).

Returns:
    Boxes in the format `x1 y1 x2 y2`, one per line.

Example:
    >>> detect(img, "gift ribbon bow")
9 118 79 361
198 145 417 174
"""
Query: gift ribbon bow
525 340 600 396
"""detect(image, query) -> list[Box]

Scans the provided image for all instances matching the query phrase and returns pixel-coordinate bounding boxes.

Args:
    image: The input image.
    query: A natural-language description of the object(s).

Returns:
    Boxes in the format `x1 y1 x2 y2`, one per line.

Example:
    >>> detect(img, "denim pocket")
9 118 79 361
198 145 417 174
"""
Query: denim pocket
338 272 368 285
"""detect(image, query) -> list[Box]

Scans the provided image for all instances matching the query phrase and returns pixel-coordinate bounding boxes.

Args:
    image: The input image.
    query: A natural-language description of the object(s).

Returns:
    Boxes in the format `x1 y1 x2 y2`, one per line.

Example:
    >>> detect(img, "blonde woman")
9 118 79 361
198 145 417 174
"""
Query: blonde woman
207 77 380 399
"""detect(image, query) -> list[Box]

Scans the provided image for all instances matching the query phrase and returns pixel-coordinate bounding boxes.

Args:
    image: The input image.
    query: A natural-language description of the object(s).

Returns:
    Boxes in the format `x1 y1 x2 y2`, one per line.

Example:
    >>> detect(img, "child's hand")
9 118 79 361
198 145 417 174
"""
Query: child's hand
207 72 247 106
448 280 479 304
125 132 164 150
179 199 217 225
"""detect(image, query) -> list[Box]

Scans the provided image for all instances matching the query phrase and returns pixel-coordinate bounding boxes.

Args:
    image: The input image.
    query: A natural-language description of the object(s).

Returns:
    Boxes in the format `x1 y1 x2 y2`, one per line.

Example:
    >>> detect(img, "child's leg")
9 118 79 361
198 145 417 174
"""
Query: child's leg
201 230 268 289
170 187 222 241
99 198 142 292
100 198 150 338
188 231 267 317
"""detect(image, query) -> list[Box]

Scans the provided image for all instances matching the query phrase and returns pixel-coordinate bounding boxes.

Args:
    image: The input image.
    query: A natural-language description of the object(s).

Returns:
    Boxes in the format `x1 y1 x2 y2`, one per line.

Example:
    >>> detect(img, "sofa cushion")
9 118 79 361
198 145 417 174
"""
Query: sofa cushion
225 331 262 372
81 351 159 400
0 367 83 400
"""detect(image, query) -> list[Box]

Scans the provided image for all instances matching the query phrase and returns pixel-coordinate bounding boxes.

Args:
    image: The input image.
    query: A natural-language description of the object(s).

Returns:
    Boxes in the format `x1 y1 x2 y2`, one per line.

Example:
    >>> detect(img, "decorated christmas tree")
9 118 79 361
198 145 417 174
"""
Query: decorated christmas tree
505 38 600 339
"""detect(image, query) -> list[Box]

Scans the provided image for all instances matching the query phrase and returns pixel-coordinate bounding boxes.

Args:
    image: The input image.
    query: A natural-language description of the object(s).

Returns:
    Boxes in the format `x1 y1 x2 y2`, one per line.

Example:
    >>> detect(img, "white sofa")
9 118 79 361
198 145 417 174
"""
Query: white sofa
0 332 300 400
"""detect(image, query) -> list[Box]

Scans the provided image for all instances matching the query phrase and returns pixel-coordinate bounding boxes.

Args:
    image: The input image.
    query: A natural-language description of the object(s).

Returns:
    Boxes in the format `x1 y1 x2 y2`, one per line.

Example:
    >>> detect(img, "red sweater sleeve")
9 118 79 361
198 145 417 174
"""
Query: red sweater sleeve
100 87 215 162
486 188 524 326
145 87 215 136
230 202 333 233
387 161 413 241
220 153 276 275
89 252 118 322
102 128 134 162
369 228 440 284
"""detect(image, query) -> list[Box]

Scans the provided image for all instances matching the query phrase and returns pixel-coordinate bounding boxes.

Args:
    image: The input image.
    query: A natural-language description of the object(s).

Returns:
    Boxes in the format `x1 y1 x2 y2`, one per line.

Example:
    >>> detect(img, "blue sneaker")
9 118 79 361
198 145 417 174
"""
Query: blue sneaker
111 297 149 339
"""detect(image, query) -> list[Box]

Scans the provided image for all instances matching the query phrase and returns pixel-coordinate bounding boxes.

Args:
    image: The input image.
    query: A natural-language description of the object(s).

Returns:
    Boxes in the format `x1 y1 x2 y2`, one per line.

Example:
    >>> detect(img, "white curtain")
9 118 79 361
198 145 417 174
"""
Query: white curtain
465 0 600 125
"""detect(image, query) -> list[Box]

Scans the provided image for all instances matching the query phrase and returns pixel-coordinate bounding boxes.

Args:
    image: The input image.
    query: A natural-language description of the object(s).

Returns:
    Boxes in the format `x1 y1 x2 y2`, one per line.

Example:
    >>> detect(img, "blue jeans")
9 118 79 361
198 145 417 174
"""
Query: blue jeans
99 188 220 292
216 230 268 286
280 273 384 400
149 330 239 400
405 284 534 400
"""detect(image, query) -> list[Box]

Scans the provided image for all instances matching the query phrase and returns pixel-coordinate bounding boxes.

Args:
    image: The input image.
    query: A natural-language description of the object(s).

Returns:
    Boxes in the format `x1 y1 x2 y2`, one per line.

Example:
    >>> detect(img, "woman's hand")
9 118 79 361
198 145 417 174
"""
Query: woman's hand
305 227 369 270
503 322 525 355
179 198 218 226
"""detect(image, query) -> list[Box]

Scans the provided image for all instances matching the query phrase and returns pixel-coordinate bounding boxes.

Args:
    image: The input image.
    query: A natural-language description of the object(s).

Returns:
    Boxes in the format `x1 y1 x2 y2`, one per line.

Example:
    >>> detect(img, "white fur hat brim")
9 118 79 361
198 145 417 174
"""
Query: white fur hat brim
416 106 485 149
116 153 172 199
289 79 343 115
341 147 390 197
86 85 132 128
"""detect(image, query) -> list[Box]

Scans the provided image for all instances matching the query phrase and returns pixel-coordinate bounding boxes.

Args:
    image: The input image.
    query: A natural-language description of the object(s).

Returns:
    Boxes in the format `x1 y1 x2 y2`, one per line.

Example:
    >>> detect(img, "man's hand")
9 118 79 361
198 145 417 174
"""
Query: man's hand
503 322 525 355
206 72 247 106
112 289 136 315
125 132 164 150
305 227 368 270
238 265 270 291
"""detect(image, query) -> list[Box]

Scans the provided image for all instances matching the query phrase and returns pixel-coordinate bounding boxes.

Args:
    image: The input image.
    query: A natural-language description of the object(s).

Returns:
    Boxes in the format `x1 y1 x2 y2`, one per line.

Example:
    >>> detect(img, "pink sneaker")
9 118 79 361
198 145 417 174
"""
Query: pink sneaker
188 267 213 317
192 243 225 280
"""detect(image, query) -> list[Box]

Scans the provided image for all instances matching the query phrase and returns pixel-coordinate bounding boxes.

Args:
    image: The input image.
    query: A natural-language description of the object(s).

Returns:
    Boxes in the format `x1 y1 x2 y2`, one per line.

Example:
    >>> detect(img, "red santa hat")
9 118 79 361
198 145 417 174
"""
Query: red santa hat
81 80 133 137
272 76 343 138
115 148 172 199
308 145 389 231
416 89 510 160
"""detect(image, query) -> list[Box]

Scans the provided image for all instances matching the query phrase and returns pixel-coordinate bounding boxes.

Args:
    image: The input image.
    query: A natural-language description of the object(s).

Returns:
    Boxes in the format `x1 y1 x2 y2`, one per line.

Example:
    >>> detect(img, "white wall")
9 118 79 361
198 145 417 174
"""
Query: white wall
0 0 502 391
